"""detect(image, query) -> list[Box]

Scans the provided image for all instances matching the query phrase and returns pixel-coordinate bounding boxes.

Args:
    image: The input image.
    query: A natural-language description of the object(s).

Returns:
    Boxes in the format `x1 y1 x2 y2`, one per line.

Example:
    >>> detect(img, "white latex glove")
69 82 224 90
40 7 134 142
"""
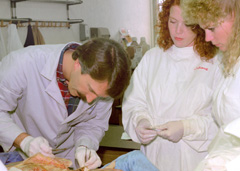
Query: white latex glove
135 119 157 144
20 136 54 157
75 146 102 169
156 121 184 143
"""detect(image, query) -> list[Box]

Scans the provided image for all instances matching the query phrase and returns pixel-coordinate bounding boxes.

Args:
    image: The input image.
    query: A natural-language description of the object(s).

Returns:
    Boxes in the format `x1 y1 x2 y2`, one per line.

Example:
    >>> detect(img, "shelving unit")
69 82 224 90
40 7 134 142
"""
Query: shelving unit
7 0 83 27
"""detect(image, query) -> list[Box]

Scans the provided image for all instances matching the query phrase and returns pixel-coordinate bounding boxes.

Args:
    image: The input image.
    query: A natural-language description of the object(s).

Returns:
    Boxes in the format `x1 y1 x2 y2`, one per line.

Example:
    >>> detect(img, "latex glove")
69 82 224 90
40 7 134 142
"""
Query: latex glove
156 121 184 143
20 136 54 157
135 119 157 144
75 146 101 169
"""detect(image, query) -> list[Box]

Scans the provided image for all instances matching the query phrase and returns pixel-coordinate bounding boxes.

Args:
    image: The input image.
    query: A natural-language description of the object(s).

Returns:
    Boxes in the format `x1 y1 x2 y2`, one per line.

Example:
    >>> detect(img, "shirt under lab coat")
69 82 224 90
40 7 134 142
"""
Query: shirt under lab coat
122 46 221 171
0 43 113 168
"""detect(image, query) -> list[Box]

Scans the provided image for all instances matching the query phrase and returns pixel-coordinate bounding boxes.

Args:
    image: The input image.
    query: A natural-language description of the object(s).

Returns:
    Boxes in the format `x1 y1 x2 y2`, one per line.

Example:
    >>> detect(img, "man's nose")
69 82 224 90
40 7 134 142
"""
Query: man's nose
86 94 97 103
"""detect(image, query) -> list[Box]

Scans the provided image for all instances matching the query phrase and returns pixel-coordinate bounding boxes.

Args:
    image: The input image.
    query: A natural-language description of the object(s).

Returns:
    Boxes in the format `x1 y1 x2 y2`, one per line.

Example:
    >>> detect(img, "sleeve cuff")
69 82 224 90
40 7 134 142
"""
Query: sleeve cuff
182 119 197 137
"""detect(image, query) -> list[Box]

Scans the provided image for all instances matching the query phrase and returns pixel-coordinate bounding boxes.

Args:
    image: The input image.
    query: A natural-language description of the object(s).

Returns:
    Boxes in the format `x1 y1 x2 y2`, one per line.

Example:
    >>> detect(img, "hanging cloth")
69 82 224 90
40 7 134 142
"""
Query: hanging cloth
0 28 7 61
7 24 23 54
24 24 35 47
32 25 45 45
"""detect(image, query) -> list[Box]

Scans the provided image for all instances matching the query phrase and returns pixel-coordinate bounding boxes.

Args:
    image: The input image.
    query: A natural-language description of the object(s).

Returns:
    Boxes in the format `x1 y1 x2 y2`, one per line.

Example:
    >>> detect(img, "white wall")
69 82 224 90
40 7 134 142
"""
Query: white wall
0 0 152 47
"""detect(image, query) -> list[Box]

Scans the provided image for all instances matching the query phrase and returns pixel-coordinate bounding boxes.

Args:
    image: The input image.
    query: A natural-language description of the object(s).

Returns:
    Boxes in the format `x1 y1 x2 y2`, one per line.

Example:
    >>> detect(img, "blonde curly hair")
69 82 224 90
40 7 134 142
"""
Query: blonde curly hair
157 0 217 60
181 0 240 76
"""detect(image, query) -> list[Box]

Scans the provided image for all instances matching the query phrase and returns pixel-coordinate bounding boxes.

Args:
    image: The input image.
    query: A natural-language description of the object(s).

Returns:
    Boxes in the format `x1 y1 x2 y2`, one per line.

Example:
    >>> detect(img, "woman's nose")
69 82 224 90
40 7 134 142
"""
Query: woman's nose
176 23 183 34
205 30 214 42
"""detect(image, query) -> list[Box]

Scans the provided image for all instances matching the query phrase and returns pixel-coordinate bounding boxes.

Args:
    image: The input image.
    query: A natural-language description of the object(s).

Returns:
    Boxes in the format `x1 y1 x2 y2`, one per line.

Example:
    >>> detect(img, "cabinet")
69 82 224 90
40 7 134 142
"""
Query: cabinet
8 0 83 26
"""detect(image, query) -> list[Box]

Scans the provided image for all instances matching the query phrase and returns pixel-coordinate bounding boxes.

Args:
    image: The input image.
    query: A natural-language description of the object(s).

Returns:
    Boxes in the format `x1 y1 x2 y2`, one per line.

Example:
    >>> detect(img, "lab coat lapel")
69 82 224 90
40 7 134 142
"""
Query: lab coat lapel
40 45 66 109
45 79 66 108
64 100 97 124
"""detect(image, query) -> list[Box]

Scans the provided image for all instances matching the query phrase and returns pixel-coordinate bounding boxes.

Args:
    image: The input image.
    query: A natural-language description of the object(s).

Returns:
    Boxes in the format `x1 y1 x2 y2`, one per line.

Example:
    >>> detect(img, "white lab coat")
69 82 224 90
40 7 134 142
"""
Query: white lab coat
194 57 240 171
212 58 240 127
122 46 221 171
0 43 113 168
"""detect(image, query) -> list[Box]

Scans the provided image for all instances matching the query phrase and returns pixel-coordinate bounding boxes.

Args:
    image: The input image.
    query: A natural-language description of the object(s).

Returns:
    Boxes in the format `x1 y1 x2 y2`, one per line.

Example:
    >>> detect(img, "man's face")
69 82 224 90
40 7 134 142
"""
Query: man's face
67 60 109 104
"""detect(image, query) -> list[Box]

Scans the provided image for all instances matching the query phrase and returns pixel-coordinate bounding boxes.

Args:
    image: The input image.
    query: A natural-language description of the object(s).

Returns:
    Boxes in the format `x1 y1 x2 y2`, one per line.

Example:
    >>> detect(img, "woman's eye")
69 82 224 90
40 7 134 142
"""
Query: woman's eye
169 20 176 24
208 28 215 32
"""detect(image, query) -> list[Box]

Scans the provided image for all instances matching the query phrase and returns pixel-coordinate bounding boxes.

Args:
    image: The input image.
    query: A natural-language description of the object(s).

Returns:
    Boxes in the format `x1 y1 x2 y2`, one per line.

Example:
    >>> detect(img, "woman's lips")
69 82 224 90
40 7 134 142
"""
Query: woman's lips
174 37 183 41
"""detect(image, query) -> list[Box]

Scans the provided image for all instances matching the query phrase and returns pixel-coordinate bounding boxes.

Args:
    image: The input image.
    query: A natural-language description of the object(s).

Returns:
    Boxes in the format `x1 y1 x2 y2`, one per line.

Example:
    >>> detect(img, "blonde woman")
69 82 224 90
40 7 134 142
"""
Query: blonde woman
182 0 240 170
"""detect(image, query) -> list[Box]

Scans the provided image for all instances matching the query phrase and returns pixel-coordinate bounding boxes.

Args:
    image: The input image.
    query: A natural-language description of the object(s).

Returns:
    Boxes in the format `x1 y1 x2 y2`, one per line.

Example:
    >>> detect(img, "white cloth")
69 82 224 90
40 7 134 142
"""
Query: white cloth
0 160 7 171
0 43 113 168
122 46 221 171
7 24 23 54
195 146 240 171
0 28 7 61
224 118 240 138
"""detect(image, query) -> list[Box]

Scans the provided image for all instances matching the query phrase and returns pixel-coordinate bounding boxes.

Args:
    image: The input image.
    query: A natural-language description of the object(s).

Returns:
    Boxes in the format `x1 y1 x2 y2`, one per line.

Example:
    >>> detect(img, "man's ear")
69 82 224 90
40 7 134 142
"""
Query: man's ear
74 59 81 71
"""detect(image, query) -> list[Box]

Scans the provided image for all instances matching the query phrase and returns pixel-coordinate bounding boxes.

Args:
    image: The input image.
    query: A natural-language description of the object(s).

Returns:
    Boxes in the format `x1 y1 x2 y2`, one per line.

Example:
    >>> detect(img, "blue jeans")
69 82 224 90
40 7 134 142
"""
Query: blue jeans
0 151 24 165
103 150 159 171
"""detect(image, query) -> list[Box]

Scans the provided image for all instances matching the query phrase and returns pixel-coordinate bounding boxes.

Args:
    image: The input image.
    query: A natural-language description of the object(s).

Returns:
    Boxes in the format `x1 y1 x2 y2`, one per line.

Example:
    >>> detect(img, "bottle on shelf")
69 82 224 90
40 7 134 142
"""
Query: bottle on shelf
139 37 150 56
128 37 142 69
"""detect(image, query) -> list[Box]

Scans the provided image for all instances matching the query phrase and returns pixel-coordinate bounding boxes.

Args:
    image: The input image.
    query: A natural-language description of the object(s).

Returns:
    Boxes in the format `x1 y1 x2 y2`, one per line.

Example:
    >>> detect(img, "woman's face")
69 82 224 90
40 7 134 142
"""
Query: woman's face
200 15 235 52
168 5 196 48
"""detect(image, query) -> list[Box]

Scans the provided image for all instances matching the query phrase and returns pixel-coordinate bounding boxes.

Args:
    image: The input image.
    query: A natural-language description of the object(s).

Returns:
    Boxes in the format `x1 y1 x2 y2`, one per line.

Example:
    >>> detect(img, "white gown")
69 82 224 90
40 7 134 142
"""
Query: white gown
194 57 240 171
212 58 240 127
122 46 221 171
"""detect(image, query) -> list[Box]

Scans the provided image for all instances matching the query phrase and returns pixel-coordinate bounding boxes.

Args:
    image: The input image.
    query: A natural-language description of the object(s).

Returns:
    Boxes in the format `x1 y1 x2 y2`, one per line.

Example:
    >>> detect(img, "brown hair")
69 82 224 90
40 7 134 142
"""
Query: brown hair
72 38 131 99
157 0 217 60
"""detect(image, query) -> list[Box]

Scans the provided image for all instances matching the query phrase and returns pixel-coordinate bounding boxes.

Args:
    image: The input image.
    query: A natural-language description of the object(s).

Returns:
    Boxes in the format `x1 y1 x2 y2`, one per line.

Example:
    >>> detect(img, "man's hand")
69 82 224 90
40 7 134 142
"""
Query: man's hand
156 121 184 143
20 136 54 157
75 146 101 169
135 119 157 144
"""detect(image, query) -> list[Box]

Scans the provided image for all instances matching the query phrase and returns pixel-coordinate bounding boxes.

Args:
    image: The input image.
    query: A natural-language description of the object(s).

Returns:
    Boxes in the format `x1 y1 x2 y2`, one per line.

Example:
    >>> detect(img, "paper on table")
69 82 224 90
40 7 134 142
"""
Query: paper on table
121 132 132 140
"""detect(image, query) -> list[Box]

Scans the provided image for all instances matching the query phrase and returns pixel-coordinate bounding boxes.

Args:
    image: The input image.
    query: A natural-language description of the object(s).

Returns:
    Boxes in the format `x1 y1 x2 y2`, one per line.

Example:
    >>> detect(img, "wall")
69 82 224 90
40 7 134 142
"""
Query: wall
0 0 153 47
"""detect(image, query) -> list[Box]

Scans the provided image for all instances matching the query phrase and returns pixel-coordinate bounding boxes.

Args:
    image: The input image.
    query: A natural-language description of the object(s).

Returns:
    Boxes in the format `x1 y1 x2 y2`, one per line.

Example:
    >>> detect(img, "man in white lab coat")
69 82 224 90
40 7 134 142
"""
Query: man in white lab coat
0 38 131 169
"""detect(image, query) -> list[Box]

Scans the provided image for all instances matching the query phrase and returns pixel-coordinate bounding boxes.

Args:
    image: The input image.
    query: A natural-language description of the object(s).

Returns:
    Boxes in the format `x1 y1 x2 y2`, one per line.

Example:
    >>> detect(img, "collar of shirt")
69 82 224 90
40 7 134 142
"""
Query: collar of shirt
57 43 80 115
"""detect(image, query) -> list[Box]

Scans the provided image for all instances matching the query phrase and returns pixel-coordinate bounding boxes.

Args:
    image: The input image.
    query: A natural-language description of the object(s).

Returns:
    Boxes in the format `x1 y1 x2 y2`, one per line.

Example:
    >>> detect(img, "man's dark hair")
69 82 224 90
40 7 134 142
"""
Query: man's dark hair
72 38 131 99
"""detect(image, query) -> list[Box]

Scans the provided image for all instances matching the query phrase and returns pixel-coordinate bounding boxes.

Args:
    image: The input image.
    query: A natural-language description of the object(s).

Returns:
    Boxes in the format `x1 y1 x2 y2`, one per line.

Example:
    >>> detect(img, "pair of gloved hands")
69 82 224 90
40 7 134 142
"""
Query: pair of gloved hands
20 136 101 169
135 119 184 144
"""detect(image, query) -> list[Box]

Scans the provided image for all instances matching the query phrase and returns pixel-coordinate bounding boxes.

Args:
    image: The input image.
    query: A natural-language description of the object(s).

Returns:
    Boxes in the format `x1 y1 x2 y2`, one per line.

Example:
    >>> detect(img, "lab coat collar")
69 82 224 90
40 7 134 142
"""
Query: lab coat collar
41 42 80 81
40 42 81 108
169 45 198 61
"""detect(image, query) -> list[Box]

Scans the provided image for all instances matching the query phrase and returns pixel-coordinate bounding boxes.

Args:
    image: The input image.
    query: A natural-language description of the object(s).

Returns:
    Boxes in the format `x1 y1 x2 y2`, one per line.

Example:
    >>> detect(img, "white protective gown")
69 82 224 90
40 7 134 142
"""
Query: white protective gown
0 43 113 168
212 58 240 126
122 46 221 171
195 58 240 171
